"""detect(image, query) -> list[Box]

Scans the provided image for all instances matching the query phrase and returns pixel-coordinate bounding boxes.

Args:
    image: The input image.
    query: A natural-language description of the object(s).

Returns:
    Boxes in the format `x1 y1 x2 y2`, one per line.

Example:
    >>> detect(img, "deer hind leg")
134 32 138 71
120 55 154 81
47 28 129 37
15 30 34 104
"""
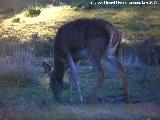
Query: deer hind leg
87 51 105 103
66 51 83 103
107 55 129 103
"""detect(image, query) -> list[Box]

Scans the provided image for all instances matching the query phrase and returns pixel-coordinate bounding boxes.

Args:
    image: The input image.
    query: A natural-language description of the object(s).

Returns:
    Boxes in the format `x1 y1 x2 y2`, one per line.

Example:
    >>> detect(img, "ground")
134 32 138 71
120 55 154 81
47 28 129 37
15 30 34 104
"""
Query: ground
1 103 160 120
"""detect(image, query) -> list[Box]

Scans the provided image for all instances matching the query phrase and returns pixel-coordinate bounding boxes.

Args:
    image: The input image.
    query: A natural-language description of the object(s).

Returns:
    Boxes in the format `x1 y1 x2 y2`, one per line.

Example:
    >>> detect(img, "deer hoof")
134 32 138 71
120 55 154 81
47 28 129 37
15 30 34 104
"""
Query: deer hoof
66 100 73 105
124 98 129 104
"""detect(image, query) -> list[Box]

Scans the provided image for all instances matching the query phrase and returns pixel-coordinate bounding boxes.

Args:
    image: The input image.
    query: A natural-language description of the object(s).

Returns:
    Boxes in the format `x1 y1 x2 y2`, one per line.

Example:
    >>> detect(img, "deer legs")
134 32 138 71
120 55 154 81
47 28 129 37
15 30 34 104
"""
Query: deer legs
89 63 105 102
87 52 105 102
107 55 129 103
66 51 83 103
67 70 73 103
65 49 129 104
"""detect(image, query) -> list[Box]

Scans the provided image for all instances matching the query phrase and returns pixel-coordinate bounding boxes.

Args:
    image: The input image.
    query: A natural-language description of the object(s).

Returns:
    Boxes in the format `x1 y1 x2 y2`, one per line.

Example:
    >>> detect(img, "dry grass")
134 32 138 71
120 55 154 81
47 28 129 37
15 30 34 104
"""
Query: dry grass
0 5 78 40
0 5 160 41
0 43 37 86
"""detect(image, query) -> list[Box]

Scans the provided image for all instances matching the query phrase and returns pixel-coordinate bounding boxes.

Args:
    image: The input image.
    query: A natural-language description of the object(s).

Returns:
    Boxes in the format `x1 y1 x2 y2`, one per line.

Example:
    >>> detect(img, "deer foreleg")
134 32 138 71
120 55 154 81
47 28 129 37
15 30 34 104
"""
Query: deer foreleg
66 51 83 103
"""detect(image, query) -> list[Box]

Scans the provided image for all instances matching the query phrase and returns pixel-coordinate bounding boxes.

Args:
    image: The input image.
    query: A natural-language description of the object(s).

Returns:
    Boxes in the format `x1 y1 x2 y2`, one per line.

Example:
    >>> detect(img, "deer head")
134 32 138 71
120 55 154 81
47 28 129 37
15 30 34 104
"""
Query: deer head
42 62 63 101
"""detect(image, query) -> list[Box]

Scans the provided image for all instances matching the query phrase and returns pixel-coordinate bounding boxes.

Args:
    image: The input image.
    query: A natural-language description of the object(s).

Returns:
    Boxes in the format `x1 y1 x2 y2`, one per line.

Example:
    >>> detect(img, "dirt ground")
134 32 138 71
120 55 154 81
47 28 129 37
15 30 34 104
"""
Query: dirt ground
0 103 160 120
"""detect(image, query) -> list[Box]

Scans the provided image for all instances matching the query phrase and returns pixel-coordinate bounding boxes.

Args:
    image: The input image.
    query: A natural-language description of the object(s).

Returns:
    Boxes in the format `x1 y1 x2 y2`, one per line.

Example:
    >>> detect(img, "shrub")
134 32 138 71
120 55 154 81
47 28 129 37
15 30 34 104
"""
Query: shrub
25 6 43 17
12 18 20 23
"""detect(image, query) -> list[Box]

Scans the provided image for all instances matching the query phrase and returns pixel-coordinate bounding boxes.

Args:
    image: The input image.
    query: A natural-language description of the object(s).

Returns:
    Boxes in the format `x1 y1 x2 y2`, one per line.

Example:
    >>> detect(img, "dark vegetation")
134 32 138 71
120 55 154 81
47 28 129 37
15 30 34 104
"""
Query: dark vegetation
25 6 43 17
0 0 160 119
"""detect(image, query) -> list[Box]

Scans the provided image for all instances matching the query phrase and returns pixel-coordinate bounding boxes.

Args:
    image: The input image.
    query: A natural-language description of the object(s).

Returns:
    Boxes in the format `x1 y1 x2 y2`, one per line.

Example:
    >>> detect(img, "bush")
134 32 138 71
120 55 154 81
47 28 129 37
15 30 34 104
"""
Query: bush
25 6 43 17
12 18 20 23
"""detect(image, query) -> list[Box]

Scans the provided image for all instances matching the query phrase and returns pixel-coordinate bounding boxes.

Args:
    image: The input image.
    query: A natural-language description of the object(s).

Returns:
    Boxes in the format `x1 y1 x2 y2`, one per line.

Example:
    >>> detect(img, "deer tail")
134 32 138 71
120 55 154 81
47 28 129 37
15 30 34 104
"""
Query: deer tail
106 26 121 56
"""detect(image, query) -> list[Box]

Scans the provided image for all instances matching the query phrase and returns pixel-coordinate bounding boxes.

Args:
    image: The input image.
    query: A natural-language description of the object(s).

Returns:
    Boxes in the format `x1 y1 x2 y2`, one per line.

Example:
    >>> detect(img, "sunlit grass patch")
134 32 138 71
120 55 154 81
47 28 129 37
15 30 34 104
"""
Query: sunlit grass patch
0 5 77 40
0 5 160 41
112 8 138 21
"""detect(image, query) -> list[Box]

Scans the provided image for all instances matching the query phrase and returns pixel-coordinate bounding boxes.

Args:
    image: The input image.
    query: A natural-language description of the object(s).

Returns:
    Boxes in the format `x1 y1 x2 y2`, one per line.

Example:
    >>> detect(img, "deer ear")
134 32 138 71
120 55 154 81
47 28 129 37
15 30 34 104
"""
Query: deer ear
42 62 52 75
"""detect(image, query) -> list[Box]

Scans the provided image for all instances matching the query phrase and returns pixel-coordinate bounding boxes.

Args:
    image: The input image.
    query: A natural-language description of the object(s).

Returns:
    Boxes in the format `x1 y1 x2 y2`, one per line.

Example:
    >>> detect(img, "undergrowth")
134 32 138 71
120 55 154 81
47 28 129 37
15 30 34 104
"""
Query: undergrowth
0 42 38 86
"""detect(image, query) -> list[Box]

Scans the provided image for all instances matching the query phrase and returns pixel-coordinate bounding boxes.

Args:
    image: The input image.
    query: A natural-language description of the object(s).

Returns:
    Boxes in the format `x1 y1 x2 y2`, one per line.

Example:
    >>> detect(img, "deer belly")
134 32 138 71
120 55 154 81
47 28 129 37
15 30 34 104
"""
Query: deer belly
72 50 87 60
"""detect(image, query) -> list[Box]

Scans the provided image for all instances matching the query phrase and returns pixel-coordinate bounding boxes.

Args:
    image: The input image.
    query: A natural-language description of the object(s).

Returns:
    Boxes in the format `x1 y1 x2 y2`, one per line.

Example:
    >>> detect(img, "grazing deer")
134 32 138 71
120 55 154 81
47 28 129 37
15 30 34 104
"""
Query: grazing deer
43 18 129 103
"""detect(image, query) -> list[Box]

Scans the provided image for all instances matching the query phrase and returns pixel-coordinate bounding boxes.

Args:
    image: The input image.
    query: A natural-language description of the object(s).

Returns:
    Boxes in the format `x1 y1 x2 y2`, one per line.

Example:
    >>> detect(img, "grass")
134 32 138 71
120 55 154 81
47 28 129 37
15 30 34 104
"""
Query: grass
0 48 32 86
0 5 160 41
0 61 160 119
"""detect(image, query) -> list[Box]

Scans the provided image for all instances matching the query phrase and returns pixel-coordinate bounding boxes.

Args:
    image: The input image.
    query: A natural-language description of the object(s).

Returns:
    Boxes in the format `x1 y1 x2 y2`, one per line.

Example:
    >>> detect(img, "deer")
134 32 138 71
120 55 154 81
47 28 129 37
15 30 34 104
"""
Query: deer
43 18 129 104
